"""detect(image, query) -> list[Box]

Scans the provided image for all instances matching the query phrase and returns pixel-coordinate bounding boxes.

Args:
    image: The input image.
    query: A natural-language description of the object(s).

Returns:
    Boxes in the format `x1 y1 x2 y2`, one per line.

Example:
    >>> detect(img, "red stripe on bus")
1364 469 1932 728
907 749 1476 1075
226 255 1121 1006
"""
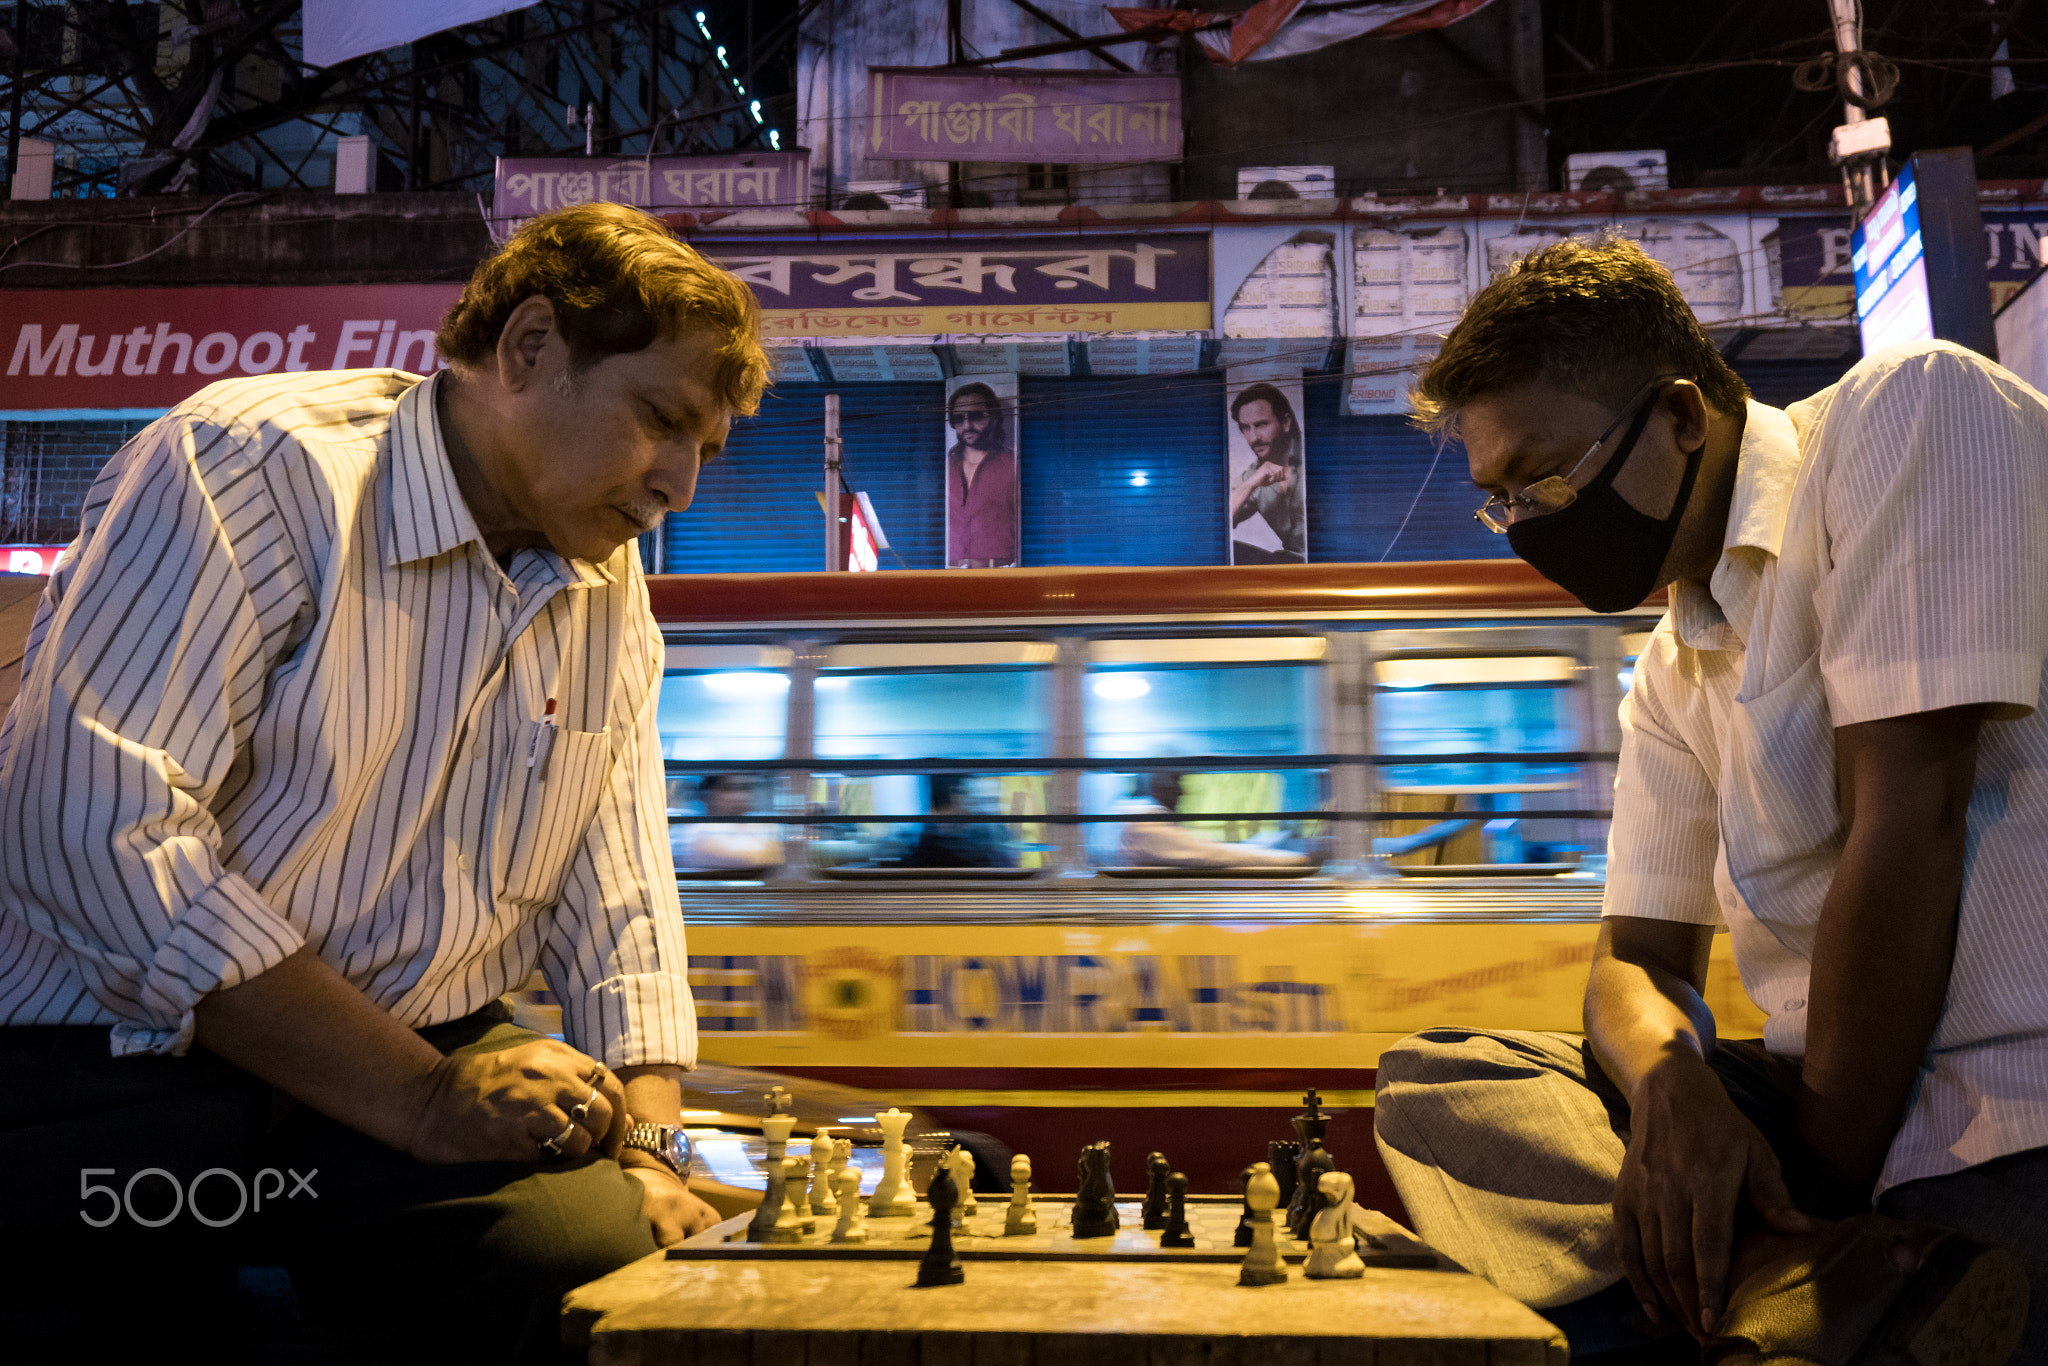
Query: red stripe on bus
752 1066 1380 1091
648 560 1657 625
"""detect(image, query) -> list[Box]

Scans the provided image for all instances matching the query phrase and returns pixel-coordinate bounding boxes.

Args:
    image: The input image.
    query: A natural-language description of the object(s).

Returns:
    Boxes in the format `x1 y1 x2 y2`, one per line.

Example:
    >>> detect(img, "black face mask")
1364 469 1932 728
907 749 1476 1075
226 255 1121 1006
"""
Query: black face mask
1505 398 1704 615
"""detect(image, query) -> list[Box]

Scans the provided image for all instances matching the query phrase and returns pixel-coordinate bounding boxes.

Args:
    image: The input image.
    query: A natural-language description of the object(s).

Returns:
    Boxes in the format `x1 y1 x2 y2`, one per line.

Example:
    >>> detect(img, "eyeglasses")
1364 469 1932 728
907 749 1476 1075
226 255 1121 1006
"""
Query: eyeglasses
947 411 990 427
1473 376 1678 534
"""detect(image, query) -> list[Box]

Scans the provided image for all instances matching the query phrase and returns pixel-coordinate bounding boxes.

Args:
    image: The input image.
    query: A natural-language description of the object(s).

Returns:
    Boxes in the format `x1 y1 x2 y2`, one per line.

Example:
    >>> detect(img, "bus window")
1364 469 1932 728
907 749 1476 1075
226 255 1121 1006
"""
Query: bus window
1618 631 1653 695
1372 653 1585 870
658 646 792 763
810 643 1053 877
659 648 793 878
1085 638 1324 873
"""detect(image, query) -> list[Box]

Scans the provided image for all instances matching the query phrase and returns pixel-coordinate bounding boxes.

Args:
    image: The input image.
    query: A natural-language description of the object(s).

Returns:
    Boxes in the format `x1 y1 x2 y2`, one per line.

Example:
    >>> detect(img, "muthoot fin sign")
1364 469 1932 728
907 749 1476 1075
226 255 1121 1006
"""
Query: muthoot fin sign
2 284 464 413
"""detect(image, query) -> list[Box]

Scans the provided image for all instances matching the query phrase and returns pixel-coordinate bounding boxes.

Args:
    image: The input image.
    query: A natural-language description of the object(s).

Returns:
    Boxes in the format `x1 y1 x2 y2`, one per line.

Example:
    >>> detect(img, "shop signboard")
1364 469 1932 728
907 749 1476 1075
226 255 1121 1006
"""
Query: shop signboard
867 68 1181 164
704 232 1211 338
491 151 810 232
2 284 464 414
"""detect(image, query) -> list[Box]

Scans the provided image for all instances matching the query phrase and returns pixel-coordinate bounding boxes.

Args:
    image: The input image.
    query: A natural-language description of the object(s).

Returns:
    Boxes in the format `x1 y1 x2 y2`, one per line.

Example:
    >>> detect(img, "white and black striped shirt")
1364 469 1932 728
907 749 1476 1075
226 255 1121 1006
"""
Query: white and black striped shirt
1610 343 2048 1194
0 369 697 1069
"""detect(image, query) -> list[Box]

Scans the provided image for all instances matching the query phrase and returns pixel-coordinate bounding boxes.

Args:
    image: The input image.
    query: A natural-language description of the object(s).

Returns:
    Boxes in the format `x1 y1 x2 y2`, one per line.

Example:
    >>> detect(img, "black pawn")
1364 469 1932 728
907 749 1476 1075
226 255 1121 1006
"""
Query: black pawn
1160 1172 1195 1248
916 1164 965 1287
1234 1165 1256 1247
1267 1139 1301 1213
1142 1151 1171 1230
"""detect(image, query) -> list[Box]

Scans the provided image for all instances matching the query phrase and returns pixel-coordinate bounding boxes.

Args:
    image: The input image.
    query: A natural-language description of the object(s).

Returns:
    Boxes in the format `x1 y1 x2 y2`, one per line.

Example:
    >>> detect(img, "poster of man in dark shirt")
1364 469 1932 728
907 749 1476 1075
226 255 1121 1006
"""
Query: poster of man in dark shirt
1226 377 1308 564
945 376 1020 567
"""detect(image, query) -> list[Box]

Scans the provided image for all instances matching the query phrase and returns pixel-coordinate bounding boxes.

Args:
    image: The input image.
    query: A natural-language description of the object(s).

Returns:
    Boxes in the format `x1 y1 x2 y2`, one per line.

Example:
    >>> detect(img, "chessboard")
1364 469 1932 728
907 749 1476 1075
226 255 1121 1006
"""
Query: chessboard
668 1195 1438 1268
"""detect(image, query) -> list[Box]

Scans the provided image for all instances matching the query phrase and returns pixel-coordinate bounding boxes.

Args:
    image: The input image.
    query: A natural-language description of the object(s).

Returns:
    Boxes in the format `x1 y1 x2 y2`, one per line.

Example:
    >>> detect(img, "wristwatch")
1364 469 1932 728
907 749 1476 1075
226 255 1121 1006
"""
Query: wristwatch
622 1122 692 1178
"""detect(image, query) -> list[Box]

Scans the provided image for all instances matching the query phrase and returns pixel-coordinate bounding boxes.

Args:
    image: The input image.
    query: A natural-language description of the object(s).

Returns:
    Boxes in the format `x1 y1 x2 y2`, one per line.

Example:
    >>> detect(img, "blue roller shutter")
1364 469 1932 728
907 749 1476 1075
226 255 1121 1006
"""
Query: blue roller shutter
1018 373 1228 567
666 382 946 573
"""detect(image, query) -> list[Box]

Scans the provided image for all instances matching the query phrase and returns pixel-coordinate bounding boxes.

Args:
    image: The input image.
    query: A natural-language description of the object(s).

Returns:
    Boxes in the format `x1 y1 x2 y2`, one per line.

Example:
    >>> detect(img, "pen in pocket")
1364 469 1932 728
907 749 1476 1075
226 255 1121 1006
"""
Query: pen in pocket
528 698 558 780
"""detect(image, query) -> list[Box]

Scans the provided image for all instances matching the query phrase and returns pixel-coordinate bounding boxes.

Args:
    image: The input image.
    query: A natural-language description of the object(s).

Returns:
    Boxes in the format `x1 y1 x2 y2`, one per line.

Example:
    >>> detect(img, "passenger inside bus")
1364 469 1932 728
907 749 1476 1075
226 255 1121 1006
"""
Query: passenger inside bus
902 773 1018 869
671 773 782 872
1112 770 1311 869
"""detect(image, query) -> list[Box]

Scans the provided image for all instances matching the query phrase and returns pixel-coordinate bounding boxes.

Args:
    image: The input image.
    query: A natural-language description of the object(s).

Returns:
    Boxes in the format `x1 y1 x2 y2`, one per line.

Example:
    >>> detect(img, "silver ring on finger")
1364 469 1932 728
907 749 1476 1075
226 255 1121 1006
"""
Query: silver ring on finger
537 1117 579 1160
568 1087 599 1125
585 1063 608 1086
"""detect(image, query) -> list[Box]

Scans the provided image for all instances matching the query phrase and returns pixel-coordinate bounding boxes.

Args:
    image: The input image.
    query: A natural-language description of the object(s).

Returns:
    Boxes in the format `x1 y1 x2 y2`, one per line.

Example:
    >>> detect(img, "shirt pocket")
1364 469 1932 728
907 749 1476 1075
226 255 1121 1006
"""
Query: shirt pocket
1722 651 1841 956
497 726 613 907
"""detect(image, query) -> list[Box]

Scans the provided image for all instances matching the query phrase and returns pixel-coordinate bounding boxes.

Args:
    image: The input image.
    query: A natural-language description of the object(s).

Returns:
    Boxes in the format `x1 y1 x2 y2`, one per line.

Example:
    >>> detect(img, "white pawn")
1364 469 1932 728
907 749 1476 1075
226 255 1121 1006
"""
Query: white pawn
1305 1170 1364 1279
870 1108 914 1217
1238 1162 1288 1285
949 1147 978 1218
763 1155 804 1244
808 1127 839 1216
828 1137 852 1201
1004 1153 1037 1236
830 1166 868 1244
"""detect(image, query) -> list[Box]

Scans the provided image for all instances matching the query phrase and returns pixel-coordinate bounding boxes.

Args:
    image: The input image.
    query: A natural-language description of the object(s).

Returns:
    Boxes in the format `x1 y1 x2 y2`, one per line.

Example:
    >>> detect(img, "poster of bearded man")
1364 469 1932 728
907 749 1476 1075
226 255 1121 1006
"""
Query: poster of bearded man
1225 369 1308 564
943 374 1021 568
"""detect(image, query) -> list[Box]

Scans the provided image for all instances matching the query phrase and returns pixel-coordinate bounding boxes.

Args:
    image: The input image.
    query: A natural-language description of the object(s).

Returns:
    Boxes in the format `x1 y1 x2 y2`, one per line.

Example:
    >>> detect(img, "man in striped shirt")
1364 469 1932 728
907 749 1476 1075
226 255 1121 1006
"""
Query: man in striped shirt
1374 238 2046 1364
0 203 767 1363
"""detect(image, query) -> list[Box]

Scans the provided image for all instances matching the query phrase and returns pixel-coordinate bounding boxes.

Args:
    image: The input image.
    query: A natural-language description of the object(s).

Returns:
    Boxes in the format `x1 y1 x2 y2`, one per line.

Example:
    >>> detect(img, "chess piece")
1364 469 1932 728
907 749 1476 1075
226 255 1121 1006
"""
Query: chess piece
1004 1154 1037 1235
748 1110 798 1241
950 1146 979 1217
1071 1140 1119 1239
1160 1172 1195 1248
1288 1143 1335 1242
761 1155 804 1244
1305 1171 1364 1279
1237 1162 1287 1285
808 1127 839 1216
1234 1165 1256 1247
1292 1087 1329 1149
828 1137 852 1200
1142 1151 1170 1230
830 1166 868 1244
870 1108 914 1217
915 1163 966 1287
1266 1139 1301 1214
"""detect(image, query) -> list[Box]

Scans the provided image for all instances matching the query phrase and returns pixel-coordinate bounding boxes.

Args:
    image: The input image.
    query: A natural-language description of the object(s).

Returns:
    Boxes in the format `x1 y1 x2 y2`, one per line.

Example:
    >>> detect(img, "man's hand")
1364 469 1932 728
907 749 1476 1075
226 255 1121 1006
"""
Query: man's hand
1247 461 1285 489
1614 1049 1815 1335
618 1154 724 1244
406 1039 628 1164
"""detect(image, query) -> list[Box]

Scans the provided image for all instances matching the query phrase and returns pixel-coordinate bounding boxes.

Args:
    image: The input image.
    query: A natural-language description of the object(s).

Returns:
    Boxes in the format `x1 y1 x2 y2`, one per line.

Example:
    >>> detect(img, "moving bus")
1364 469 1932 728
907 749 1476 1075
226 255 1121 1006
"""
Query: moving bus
640 560 1764 1211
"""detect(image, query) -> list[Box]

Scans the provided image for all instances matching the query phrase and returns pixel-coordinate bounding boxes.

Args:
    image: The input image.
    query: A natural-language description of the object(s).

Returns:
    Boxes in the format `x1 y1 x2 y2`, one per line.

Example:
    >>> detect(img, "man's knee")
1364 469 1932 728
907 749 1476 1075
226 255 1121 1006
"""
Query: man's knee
480 1160 658 1290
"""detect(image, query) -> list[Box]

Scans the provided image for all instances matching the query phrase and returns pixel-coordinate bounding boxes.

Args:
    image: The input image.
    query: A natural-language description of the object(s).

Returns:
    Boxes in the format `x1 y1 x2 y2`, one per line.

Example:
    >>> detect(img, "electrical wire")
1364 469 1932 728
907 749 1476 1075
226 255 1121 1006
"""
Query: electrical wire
0 192 265 273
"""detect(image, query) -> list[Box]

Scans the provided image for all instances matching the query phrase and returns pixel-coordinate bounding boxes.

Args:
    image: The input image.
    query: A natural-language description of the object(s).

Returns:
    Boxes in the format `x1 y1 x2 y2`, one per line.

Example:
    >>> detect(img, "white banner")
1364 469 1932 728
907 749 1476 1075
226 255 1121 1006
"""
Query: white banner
305 0 535 68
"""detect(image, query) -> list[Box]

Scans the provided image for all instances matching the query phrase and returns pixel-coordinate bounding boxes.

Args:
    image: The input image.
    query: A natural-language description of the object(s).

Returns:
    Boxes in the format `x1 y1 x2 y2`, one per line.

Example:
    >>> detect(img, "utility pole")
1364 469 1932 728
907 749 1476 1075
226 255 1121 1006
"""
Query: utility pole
823 393 844 571
6 0 26 193
1826 0 1890 217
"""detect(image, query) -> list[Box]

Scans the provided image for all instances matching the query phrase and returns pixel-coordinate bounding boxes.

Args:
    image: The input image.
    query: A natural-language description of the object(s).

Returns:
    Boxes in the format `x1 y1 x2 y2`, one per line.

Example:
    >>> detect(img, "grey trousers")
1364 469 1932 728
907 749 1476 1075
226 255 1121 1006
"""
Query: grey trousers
1374 1029 2048 1354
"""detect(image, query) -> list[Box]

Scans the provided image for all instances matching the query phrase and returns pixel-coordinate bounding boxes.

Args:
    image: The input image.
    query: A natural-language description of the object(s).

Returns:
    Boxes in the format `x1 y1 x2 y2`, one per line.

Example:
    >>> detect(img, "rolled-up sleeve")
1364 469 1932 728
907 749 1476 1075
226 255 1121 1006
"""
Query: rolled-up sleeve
1604 628 1724 928
1817 345 2048 726
543 612 697 1070
0 418 307 1056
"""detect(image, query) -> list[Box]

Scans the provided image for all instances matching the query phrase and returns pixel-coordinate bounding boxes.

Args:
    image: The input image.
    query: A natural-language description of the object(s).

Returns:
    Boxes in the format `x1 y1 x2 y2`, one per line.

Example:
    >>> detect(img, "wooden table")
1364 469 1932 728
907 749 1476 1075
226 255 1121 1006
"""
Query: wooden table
563 1206 1567 1366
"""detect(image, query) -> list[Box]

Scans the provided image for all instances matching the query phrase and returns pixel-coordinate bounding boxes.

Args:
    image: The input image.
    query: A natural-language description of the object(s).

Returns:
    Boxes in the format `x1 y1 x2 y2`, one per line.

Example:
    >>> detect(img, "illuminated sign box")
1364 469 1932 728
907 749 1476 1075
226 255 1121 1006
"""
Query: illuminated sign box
1851 147 1997 359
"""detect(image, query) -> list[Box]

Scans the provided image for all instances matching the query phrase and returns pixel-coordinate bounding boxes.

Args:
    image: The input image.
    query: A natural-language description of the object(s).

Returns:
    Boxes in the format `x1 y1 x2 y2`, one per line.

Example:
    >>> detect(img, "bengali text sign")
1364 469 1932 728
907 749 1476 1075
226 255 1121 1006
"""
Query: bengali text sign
869 68 1181 164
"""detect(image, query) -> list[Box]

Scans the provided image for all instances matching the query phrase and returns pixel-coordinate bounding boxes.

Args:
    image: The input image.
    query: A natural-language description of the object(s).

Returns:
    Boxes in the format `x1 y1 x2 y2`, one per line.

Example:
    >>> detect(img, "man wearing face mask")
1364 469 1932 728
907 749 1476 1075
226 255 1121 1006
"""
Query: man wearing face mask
1372 236 2047 1365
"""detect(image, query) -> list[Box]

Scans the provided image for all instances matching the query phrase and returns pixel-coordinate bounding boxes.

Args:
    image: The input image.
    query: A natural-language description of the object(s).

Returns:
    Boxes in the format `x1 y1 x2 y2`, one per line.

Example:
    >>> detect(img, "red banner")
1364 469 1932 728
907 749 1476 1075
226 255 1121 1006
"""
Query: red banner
1 284 465 413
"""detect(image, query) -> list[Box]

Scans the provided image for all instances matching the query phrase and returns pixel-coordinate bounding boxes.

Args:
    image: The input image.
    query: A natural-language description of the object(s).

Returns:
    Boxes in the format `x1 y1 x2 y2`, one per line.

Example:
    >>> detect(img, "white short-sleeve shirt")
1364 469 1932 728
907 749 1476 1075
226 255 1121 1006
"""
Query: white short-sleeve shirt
1606 342 2048 1194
